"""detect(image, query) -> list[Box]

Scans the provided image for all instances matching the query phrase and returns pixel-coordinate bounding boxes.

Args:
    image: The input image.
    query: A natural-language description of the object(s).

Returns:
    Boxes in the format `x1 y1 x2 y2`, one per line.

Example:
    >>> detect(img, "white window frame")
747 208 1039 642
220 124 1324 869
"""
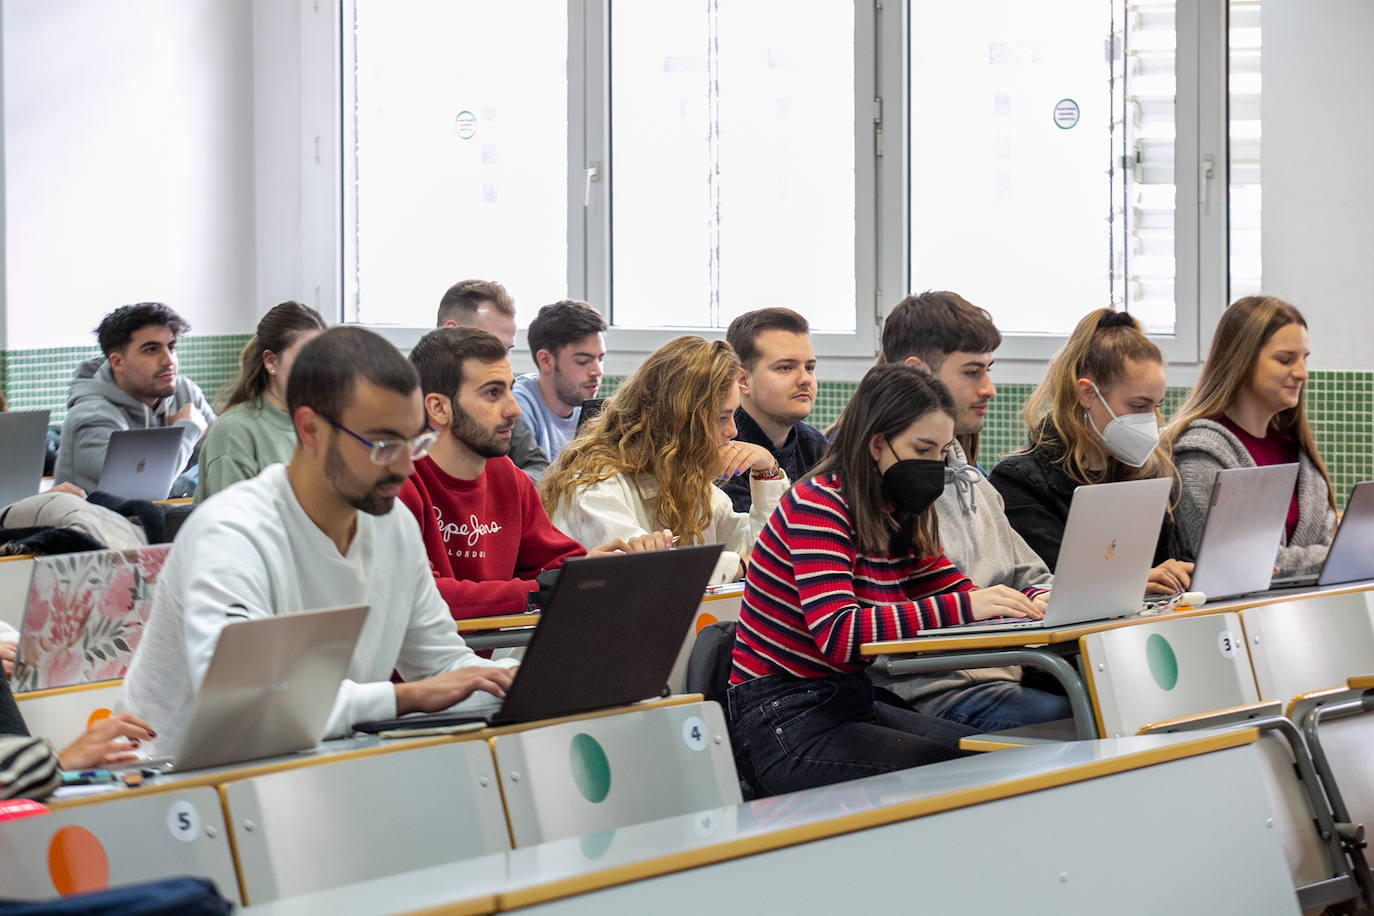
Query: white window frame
311 0 1236 384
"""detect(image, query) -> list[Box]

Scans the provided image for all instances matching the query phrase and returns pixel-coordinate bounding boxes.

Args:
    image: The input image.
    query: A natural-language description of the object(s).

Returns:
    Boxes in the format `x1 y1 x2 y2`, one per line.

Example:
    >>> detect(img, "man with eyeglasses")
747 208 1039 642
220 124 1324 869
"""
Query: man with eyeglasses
122 327 517 754
399 328 666 621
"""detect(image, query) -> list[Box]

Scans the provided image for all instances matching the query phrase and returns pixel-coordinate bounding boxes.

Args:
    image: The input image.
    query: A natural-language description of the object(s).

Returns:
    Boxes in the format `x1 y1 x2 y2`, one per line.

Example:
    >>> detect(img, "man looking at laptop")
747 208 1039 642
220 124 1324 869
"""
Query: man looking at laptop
722 308 827 513
121 327 516 755
866 291 1069 730
511 300 607 462
401 327 668 619
54 303 217 493
437 279 550 482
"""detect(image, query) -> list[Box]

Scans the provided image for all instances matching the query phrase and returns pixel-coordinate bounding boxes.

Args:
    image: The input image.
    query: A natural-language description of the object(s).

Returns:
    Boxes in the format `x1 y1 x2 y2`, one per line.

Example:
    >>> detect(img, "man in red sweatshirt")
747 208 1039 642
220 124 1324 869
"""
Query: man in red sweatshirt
401 327 667 619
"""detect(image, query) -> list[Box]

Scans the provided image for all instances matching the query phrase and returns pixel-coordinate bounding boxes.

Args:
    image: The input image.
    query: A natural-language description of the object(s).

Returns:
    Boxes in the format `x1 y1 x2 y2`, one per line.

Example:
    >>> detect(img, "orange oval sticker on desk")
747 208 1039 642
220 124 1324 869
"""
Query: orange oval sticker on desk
47 824 109 896
695 612 718 635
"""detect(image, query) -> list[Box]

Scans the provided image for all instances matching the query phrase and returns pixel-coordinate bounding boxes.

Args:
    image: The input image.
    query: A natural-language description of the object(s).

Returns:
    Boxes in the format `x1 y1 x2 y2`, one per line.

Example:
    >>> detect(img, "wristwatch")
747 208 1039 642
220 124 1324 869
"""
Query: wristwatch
751 464 783 480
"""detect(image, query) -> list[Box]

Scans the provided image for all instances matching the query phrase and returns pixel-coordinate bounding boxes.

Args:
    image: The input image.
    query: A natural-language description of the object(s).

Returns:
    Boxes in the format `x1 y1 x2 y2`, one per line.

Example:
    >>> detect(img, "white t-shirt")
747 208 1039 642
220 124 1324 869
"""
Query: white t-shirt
512 372 581 461
121 464 511 755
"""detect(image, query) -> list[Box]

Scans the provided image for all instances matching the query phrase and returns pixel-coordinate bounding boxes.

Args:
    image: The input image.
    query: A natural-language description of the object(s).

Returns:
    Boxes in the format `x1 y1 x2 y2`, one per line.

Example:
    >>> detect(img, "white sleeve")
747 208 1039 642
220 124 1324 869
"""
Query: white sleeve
0 620 17 643
551 476 652 548
705 473 788 584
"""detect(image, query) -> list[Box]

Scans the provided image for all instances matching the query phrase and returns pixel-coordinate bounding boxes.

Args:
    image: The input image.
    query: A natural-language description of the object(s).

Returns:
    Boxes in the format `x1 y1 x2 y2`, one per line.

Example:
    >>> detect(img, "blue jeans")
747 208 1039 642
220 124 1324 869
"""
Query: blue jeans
726 671 977 799
933 681 1072 733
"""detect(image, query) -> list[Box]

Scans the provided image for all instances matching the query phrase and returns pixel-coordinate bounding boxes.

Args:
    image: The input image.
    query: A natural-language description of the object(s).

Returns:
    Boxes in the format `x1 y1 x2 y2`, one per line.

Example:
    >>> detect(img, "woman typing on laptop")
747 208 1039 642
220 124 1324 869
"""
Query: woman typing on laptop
989 309 1193 595
1163 297 1335 578
726 365 1046 798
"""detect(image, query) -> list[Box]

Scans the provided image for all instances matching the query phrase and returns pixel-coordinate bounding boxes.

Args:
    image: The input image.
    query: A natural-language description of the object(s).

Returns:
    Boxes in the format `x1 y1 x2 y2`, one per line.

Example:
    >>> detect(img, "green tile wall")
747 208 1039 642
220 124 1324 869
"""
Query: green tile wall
601 371 1374 506
4 334 251 422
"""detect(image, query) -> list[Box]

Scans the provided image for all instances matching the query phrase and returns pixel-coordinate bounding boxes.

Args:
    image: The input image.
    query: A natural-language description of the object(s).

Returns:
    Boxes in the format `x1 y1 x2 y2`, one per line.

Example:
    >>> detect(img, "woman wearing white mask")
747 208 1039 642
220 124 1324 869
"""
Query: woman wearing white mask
989 309 1192 594
1162 297 1335 578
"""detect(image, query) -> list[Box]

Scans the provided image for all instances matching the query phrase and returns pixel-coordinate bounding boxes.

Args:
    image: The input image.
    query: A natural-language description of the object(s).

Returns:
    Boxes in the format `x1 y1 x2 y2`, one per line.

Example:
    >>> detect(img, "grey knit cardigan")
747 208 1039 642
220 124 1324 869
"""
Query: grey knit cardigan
1171 417 1335 578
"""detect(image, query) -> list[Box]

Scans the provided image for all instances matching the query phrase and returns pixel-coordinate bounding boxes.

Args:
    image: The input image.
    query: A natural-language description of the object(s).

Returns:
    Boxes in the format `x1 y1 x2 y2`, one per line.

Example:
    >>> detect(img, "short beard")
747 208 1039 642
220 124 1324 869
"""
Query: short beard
324 438 405 516
451 406 512 459
552 366 591 411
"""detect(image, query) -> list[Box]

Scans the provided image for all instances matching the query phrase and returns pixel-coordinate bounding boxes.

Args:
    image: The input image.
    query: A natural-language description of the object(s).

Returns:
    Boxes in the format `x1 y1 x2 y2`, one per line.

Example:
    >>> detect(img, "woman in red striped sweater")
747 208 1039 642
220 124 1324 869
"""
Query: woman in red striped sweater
728 364 1047 797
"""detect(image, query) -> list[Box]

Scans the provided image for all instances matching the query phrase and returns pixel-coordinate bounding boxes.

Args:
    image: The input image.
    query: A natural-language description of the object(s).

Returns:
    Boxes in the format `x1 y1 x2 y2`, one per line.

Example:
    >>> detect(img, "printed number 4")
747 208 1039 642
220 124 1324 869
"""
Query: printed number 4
690 726 702 741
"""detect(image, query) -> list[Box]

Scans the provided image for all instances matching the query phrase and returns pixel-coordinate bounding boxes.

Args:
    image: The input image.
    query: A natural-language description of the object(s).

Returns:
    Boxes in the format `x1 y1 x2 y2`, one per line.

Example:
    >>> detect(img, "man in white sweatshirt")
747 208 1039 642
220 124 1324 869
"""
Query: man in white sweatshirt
866 291 1070 731
122 327 516 756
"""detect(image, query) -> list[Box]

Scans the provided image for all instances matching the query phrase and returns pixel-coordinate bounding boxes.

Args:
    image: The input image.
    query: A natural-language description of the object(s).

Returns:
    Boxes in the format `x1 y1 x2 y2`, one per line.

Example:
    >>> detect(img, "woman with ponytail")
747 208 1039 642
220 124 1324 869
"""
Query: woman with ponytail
1163 296 1335 577
989 309 1192 594
194 301 327 501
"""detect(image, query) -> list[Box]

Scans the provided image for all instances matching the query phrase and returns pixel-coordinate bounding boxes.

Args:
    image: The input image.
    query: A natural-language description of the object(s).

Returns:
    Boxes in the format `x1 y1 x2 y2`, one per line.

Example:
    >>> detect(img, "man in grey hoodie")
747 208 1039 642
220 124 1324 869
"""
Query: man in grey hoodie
866 291 1070 731
53 303 216 493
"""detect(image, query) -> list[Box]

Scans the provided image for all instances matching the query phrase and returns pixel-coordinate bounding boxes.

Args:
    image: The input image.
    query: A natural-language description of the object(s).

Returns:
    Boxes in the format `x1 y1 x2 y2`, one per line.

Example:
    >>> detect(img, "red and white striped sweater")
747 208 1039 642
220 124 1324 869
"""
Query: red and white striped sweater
731 473 992 684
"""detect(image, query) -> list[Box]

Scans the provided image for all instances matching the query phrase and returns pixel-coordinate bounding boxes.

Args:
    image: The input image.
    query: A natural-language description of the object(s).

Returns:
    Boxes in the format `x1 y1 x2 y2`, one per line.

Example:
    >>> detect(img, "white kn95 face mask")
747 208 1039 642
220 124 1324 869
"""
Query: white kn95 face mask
1086 382 1160 468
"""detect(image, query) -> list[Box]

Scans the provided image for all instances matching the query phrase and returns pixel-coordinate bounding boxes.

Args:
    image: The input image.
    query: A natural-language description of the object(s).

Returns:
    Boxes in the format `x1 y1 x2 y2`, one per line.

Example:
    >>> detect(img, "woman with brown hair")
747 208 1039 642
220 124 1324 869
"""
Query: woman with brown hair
1164 296 1335 576
727 363 1044 797
989 308 1192 593
194 301 326 501
541 335 784 585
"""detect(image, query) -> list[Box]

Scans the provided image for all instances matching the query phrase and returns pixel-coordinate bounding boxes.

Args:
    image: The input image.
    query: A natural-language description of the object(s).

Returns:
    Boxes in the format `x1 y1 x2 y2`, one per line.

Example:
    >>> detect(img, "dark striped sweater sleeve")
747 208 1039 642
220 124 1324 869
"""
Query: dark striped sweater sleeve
789 482 974 667
0 735 61 800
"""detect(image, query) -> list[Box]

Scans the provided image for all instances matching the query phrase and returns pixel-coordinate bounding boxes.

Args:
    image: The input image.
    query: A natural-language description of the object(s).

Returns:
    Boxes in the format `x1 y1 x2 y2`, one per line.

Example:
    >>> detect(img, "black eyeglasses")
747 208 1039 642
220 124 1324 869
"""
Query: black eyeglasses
319 414 438 465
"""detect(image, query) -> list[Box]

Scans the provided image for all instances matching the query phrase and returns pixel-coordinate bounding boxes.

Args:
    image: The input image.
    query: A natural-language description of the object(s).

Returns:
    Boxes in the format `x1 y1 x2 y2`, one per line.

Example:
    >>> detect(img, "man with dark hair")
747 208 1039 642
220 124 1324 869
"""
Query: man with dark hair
122 327 516 755
435 279 550 482
54 302 217 492
401 328 656 619
868 291 1068 731
721 307 826 512
512 300 607 461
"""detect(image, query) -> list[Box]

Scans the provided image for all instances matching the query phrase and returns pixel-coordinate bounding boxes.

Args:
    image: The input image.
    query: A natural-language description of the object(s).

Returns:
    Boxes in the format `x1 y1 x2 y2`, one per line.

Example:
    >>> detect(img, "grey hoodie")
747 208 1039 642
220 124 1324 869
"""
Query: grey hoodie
867 439 1054 711
1172 418 1335 578
53 356 216 493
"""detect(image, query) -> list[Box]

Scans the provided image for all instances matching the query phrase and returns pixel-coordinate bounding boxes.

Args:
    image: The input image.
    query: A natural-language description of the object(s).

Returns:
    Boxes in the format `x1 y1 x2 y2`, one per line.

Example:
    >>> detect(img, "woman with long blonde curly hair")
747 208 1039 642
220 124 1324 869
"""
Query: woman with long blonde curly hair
541 336 786 584
988 308 1193 594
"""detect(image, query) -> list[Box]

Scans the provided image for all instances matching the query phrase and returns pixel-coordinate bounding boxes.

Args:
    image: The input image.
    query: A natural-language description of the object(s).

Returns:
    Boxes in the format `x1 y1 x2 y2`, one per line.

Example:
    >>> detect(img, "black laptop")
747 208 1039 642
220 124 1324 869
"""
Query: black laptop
355 543 724 733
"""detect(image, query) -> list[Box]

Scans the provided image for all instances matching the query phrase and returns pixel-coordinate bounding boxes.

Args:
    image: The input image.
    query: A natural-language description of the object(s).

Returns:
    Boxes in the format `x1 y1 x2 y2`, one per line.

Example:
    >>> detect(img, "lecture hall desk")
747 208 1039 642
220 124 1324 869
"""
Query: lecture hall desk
861 579 1374 739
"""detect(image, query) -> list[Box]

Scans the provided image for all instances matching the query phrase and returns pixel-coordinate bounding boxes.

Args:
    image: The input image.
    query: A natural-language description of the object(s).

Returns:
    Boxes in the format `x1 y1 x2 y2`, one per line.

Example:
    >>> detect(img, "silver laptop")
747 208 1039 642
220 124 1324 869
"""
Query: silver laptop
919 477 1172 635
162 605 369 772
97 427 185 500
1270 480 1374 589
1188 463 1301 601
0 410 50 507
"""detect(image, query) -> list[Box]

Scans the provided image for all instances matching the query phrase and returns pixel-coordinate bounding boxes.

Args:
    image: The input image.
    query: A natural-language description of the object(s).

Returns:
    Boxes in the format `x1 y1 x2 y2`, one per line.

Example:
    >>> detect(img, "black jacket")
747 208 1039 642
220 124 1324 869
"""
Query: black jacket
989 445 1177 570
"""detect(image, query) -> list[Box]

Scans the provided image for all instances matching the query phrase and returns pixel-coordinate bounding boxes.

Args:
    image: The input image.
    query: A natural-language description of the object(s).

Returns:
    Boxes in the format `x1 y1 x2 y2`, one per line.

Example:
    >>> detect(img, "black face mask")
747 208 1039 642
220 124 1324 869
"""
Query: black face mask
881 450 947 517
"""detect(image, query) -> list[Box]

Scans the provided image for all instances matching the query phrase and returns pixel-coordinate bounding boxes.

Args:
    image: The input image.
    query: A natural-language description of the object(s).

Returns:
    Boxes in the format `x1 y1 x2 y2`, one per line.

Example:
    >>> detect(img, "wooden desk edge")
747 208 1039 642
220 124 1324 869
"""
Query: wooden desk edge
1348 675 1374 690
1137 700 1282 735
495 728 1258 910
862 581 1374 655
47 694 705 811
403 896 499 916
456 614 540 633
14 679 122 701
958 736 1025 752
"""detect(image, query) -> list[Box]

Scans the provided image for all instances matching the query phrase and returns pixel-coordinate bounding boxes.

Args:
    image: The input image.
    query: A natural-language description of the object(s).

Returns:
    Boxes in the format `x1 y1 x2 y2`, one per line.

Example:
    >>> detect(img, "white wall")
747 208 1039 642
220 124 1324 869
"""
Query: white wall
1261 0 1374 372
2 0 258 349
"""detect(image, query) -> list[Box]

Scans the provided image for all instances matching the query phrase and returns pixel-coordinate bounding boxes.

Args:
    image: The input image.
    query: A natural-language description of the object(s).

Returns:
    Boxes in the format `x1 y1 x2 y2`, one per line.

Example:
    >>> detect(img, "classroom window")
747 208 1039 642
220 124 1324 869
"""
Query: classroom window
342 0 569 327
607 1 857 331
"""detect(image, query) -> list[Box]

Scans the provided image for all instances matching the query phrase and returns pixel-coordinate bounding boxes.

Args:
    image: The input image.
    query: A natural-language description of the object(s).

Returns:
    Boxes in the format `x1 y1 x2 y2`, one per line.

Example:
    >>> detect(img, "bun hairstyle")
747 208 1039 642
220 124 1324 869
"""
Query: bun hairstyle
1018 307 1174 486
1162 295 1334 511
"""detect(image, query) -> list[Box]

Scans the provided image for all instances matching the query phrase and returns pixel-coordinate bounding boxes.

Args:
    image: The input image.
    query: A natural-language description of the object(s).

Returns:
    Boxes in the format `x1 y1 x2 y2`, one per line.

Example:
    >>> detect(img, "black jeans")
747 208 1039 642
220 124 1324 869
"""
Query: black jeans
727 670 977 799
